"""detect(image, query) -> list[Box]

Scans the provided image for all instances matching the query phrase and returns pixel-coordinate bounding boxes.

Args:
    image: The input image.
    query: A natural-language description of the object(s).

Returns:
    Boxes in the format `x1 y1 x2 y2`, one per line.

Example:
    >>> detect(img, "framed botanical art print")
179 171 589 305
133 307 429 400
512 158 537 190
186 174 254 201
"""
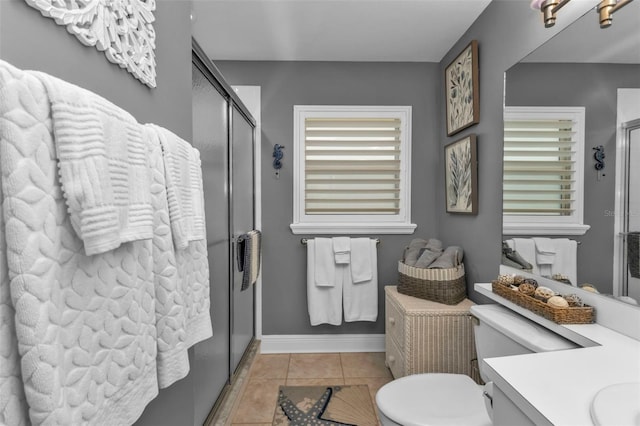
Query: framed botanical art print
445 134 478 214
445 40 479 136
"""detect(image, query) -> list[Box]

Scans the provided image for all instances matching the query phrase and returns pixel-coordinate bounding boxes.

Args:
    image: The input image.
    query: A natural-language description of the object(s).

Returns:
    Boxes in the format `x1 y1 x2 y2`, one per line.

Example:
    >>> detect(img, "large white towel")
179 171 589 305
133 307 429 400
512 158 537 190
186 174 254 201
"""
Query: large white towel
344 239 378 322
332 237 351 264
306 240 342 325
0 61 158 425
550 239 578 286
146 124 206 250
511 238 539 275
31 70 154 256
0 120 28 425
314 237 335 287
145 126 190 389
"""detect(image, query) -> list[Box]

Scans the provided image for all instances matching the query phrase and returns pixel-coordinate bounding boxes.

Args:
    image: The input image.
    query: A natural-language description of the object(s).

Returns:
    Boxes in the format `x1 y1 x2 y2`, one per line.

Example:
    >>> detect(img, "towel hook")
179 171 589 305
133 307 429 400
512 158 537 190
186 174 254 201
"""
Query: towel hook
272 144 284 179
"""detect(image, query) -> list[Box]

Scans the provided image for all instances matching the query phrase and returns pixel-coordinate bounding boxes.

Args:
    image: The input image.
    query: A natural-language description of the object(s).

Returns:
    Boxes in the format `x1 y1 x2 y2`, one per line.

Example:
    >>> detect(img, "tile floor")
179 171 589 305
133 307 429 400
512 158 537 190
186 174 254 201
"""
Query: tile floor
229 352 393 425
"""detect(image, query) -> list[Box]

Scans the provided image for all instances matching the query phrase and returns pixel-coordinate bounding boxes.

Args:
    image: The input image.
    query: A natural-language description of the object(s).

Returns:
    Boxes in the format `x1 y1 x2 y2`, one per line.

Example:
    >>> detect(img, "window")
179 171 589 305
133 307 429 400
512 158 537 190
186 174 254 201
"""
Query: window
290 105 416 234
503 106 589 235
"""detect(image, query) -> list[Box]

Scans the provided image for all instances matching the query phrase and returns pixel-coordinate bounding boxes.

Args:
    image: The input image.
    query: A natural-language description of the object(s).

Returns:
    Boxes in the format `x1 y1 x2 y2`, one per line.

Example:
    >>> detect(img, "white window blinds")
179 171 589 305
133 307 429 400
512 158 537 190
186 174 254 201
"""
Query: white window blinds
304 117 401 215
291 105 415 235
503 118 576 215
502 106 588 236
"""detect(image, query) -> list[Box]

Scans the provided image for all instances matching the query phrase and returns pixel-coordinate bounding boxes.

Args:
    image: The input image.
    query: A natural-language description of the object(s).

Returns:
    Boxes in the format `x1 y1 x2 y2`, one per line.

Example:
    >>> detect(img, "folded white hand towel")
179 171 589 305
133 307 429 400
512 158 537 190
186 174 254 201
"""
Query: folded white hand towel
306 240 342 325
351 238 373 283
315 238 335 287
146 124 206 250
344 239 378 322
332 237 351 264
31 70 154 256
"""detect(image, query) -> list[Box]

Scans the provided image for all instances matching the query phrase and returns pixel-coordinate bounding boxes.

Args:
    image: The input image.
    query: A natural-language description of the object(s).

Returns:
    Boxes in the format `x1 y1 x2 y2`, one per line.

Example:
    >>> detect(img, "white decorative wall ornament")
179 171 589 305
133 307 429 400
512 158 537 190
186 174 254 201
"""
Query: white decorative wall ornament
24 0 157 88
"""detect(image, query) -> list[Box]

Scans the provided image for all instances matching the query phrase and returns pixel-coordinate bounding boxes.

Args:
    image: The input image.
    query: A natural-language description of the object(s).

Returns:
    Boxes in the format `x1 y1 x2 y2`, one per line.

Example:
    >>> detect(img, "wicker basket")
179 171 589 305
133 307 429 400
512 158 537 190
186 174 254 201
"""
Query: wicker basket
397 261 466 305
491 282 594 324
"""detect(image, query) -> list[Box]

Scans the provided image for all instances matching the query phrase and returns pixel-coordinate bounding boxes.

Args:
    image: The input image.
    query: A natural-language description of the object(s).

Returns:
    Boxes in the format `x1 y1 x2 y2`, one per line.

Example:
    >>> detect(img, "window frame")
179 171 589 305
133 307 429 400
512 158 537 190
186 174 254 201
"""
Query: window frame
290 105 416 235
502 106 590 236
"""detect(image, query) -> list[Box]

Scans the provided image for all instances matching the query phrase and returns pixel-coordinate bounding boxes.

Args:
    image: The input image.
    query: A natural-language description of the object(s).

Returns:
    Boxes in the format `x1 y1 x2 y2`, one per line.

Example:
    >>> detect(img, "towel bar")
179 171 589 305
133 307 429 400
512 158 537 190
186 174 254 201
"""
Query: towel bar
301 237 380 245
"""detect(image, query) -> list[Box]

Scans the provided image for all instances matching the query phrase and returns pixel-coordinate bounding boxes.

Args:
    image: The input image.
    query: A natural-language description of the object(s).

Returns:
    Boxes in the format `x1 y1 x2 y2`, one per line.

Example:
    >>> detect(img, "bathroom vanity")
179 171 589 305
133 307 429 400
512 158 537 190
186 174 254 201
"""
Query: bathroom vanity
475 280 640 425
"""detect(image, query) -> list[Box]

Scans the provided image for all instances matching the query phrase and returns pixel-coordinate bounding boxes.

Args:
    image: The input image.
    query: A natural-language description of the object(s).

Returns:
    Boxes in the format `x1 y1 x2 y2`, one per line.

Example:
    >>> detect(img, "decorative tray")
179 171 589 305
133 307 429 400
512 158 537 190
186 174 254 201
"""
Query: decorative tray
491 281 594 324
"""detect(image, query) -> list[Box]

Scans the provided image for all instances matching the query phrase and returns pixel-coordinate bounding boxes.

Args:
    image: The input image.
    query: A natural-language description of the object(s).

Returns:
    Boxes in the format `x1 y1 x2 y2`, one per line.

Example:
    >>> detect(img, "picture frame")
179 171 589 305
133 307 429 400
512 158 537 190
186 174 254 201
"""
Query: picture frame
445 40 479 136
445 134 478 214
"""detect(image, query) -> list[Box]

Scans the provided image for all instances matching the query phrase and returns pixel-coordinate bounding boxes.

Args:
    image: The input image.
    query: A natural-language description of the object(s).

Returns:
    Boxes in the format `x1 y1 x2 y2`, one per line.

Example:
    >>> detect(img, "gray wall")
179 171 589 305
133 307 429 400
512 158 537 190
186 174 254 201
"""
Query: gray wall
435 0 598 302
506 62 640 293
0 1 196 424
216 61 441 334
0 0 192 140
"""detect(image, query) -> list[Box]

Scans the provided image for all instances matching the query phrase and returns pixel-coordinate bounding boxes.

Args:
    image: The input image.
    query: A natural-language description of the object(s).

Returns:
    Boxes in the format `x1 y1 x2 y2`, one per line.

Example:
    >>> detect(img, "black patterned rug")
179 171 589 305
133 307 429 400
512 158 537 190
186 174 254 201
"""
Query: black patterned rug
272 385 378 426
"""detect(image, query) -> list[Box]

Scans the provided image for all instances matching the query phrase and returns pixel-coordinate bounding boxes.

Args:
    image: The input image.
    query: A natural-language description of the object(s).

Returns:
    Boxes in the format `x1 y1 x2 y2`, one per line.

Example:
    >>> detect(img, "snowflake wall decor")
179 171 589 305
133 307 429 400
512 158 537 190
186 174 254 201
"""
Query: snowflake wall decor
25 0 157 88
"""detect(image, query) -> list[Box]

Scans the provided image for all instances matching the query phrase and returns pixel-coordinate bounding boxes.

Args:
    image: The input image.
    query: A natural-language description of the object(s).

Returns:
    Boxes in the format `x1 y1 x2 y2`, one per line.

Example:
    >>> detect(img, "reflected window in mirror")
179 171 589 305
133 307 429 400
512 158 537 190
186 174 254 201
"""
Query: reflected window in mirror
503 106 590 235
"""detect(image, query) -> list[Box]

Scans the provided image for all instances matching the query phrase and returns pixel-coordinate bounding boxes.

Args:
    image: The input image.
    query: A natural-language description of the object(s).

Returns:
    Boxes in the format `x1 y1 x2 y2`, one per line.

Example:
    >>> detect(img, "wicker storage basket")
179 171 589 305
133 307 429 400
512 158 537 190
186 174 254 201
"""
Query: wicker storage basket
491 282 594 324
397 261 466 305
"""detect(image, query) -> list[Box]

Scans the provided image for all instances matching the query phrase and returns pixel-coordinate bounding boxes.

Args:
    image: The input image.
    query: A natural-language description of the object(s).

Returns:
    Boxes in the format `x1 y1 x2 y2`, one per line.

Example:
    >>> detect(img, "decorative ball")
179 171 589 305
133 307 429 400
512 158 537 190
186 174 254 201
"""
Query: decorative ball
547 295 569 308
513 275 526 285
580 284 600 294
522 278 539 288
534 286 556 302
563 294 584 307
518 282 536 296
497 274 515 286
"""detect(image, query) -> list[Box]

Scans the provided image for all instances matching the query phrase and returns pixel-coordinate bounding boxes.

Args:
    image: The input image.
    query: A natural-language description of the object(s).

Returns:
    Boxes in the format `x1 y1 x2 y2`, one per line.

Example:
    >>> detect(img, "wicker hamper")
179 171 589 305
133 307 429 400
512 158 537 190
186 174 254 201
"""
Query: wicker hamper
397 261 467 305
385 286 481 383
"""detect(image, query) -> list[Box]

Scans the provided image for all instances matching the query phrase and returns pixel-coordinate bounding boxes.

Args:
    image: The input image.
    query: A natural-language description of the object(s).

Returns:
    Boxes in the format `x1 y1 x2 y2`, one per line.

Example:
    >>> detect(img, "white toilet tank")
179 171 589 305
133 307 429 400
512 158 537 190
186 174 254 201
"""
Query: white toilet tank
470 304 578 382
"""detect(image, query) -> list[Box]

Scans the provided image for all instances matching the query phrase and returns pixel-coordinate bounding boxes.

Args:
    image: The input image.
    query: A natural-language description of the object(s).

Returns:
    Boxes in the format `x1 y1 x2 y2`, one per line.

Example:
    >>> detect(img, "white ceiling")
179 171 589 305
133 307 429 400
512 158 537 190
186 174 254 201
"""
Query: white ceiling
191 0 492 62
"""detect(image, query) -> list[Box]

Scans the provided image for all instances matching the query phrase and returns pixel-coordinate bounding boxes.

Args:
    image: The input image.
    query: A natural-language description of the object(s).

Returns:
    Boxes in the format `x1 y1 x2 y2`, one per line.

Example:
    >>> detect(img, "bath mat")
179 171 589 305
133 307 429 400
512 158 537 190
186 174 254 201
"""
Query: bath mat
272 385 377 426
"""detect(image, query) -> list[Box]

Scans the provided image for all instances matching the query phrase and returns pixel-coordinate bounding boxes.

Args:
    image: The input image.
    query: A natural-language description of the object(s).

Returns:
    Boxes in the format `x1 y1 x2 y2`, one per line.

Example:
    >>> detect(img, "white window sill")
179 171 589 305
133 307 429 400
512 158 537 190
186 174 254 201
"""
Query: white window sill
290 222 417 235
503 223 591 236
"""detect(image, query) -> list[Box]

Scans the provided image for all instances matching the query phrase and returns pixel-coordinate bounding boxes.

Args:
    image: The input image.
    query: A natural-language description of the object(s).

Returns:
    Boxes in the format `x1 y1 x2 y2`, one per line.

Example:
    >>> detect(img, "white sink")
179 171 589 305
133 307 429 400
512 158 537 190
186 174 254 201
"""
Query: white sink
590 382 640 426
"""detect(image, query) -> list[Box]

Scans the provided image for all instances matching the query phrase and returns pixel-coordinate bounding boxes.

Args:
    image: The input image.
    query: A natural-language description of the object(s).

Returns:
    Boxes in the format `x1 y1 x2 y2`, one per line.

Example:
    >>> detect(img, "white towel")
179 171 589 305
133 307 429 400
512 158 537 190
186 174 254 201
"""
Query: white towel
344 239 378 322
350 238 372 283
146 124 206 249
550 239 578 286
146 126 190 389
0 61 158 425
31 70 154 256
314 237 335 287
332 237 351 264
512 238 539 275
307 240 342 325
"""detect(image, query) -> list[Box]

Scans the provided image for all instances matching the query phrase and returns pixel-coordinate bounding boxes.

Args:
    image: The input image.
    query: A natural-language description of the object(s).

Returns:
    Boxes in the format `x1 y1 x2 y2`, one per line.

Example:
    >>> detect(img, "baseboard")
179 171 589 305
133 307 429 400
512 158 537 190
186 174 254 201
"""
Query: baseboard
260 334 385 354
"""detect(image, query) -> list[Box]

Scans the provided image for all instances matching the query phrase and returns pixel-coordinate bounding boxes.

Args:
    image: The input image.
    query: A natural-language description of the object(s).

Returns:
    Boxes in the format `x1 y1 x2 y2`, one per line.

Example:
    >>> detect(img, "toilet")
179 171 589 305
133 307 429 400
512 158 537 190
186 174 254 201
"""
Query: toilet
375 304 578 425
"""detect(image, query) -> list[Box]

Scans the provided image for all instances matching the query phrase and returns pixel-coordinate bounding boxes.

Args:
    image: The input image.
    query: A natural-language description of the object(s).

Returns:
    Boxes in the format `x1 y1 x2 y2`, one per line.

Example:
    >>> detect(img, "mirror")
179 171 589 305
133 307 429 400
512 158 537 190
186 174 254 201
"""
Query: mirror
502 2 640 306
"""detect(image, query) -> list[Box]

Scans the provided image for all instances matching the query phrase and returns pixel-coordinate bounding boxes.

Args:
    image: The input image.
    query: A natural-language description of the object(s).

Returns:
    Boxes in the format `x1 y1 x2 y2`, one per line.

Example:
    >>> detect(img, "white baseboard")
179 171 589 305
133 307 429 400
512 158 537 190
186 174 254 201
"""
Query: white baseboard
260 334 385 354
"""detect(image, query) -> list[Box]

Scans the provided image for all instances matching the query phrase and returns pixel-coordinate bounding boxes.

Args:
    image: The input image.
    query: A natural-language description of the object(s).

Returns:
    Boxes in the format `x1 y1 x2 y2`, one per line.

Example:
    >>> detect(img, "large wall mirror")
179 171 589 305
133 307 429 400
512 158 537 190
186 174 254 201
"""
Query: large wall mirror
502 1 640 306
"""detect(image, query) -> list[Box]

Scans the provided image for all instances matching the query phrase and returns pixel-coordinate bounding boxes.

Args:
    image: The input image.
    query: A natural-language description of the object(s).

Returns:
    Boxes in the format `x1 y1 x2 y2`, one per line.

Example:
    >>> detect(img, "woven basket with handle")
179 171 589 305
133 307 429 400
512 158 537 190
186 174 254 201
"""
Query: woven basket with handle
397 261 466 305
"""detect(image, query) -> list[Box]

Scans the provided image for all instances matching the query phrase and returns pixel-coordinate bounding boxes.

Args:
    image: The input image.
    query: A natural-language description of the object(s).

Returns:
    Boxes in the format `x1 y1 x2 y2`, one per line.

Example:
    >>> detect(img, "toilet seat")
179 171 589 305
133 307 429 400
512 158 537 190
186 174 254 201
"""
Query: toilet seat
376 373 492 426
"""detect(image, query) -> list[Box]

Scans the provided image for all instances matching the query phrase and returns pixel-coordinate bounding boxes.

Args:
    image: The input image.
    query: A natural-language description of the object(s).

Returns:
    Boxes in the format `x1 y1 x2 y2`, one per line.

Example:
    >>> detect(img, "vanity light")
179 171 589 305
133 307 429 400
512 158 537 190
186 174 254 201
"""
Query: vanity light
530 0 635 28
597 0 634 28
530 0 572 28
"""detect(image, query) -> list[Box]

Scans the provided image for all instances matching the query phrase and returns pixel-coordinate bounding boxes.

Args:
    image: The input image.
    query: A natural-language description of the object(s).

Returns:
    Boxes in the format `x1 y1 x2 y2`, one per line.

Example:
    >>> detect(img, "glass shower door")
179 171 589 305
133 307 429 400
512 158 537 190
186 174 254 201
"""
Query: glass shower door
191 60 231 424
230 105 255 373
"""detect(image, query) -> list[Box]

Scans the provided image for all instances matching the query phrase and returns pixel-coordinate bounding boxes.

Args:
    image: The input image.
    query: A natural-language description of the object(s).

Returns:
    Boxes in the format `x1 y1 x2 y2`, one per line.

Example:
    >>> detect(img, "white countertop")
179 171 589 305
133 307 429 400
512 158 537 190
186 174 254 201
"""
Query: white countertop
475 283 640 426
